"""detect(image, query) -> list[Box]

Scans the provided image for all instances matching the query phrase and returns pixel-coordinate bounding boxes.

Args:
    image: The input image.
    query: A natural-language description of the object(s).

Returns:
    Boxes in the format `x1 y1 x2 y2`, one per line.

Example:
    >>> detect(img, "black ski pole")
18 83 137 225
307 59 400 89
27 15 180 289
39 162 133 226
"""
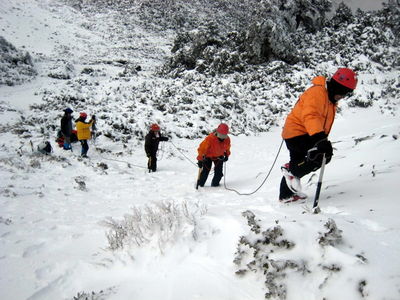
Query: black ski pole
312 154 326 214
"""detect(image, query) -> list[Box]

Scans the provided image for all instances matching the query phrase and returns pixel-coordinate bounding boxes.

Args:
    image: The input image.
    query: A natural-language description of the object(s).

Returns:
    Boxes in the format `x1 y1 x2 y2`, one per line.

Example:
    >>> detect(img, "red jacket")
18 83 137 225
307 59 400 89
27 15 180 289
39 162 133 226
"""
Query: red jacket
197 133 231 160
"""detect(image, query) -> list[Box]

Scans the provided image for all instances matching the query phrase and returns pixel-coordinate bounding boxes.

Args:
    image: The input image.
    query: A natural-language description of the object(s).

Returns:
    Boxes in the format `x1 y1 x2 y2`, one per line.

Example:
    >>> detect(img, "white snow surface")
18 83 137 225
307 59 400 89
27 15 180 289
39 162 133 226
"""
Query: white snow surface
0 1 399 300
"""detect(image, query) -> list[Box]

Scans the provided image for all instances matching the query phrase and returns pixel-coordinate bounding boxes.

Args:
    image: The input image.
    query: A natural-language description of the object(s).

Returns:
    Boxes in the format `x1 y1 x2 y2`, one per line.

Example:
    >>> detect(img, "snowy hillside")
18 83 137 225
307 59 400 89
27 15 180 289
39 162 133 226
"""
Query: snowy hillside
0 0 399 300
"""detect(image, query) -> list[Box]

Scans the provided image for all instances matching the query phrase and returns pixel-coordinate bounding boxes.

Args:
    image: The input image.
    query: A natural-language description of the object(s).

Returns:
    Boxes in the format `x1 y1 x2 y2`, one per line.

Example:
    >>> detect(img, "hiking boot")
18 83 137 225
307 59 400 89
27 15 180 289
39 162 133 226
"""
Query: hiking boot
281 163 301 193
279 192 307 203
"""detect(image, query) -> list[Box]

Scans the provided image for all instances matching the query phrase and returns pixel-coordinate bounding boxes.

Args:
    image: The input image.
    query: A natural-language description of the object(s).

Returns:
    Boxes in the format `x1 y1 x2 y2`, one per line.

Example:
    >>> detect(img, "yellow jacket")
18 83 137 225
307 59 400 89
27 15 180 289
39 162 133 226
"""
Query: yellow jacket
282 76 336 139
76 120 94 140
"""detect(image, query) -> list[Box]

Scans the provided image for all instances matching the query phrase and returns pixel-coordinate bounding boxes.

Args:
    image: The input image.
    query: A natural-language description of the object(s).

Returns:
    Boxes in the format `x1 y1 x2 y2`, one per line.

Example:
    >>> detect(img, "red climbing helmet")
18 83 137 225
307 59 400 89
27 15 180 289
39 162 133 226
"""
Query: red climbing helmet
216 123 229 135
151 123 160 131
80 112 87 119
332 68 358 90
217 123 229 135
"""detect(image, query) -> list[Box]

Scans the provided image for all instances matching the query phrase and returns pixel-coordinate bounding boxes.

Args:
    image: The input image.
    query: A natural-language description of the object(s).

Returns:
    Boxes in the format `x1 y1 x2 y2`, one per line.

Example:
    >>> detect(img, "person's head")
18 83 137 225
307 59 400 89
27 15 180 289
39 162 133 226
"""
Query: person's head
215 123 229 140
80 112 87 120
64 108 73 115
327 68 357 103
151 123 160 132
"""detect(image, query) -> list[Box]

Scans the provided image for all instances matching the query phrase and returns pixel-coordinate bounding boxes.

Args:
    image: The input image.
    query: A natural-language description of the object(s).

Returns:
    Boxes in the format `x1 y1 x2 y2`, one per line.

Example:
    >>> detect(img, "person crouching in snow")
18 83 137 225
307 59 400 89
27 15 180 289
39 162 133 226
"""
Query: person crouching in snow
279 68 357 203
145 123 169 172
75 112 96 158
197 123 231 187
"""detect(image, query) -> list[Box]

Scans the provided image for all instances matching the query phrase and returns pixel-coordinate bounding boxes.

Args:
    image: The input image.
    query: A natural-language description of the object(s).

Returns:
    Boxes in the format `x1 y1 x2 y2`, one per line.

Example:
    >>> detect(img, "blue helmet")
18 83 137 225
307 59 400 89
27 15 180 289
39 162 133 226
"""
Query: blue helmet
64 108 73 114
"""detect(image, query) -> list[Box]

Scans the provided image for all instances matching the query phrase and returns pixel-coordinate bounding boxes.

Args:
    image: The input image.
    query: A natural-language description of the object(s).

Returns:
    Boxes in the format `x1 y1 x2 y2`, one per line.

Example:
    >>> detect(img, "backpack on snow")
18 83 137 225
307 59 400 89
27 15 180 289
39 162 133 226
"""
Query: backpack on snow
37 141 52 155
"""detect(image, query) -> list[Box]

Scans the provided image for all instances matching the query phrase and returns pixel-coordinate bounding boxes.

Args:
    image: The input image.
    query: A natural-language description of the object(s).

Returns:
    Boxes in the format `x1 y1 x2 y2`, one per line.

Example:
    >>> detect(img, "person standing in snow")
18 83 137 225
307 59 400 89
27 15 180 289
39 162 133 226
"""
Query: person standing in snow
60 108 74 150
145 123 169 172
279 68 358 203
75 112 96 158
196 123 231 187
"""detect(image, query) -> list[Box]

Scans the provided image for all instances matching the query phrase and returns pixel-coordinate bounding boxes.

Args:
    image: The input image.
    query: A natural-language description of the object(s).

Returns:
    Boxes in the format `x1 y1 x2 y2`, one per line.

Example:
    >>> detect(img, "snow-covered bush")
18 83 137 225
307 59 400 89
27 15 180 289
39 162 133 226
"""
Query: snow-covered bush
68 0 331 33
0 216 12 225
70 288 116 300
234 211 369 299
102 200 206 253
162 1 333 74
47 60 75 80
0 36 37 86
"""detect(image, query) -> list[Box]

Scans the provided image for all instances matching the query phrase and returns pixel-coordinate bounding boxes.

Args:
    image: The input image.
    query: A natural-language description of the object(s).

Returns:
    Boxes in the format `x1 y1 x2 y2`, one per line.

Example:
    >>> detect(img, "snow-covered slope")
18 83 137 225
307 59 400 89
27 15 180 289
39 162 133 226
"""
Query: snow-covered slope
0 1 399 300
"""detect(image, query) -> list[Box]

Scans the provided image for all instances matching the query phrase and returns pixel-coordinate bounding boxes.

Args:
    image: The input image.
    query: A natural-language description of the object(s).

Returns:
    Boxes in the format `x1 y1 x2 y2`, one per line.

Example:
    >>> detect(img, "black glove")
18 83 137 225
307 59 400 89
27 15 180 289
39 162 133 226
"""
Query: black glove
310 132 327 145
223 155 229 162
316 139 333 157
146 153 151 158
308 132 333 161
197 160 203 168
92 115 96 120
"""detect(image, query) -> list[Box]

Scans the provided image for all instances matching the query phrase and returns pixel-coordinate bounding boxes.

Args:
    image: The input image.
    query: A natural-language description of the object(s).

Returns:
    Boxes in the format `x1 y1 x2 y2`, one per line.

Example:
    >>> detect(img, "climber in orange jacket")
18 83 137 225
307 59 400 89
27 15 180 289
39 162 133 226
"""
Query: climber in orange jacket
197 123 231 187
279 68 358 202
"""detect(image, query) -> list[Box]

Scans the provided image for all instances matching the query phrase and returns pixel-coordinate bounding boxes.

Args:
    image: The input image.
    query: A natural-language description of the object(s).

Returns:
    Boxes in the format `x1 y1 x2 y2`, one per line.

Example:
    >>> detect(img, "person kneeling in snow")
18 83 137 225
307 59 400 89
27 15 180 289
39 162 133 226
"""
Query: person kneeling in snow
279 68 357 203
196 123 231 187
145 123 169 172
75 112 96 158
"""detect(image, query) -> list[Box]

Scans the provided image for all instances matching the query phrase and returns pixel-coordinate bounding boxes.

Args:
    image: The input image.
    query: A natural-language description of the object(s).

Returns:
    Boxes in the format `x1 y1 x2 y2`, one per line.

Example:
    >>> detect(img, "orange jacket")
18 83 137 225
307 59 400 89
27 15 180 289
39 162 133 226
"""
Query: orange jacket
197 133 231 160
76 119 94 140
282 76 337 139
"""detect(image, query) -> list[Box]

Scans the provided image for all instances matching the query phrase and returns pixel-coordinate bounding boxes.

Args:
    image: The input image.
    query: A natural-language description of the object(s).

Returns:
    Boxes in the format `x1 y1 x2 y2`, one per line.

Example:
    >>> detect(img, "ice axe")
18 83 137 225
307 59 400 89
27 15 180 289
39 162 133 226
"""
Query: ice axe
195 158 206 189
312 154 326 214
196 166 202 189
147 157 152 173
91 116 97 145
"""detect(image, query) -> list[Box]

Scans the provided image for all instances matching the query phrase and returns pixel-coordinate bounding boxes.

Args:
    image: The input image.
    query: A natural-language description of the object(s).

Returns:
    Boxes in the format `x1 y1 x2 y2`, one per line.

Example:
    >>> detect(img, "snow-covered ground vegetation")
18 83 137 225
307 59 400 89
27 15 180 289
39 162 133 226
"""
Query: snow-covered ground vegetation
0 36 37 86
0 0 399 299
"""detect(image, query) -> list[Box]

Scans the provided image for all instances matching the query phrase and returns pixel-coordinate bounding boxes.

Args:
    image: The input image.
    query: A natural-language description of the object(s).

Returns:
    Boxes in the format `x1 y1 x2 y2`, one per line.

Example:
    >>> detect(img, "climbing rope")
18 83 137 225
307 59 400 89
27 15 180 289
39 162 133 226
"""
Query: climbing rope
222 139 284 196
93 145 147 169
170 141 198 167
171 139 284 196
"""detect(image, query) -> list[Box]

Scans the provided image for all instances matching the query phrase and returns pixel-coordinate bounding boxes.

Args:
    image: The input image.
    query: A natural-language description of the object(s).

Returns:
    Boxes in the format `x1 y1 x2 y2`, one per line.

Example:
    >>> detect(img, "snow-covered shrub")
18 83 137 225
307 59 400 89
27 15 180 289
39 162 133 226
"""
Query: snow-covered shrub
0 216 12 225
70 287 116 300
74 176 87 191
234 211 368 299
162 0 398 76
317 218 342 246
328 2 354 30
0 36 37 86
102 200 206 253
47 60 75 80
234 211 297 299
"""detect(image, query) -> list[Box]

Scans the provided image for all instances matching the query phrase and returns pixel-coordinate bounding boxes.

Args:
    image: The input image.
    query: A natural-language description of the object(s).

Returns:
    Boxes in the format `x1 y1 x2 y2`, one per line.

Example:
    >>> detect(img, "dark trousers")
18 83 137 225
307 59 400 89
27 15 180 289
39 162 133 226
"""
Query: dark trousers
80 140 89 157
148 155 157 172
198 158 224 187
279 135 330 199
